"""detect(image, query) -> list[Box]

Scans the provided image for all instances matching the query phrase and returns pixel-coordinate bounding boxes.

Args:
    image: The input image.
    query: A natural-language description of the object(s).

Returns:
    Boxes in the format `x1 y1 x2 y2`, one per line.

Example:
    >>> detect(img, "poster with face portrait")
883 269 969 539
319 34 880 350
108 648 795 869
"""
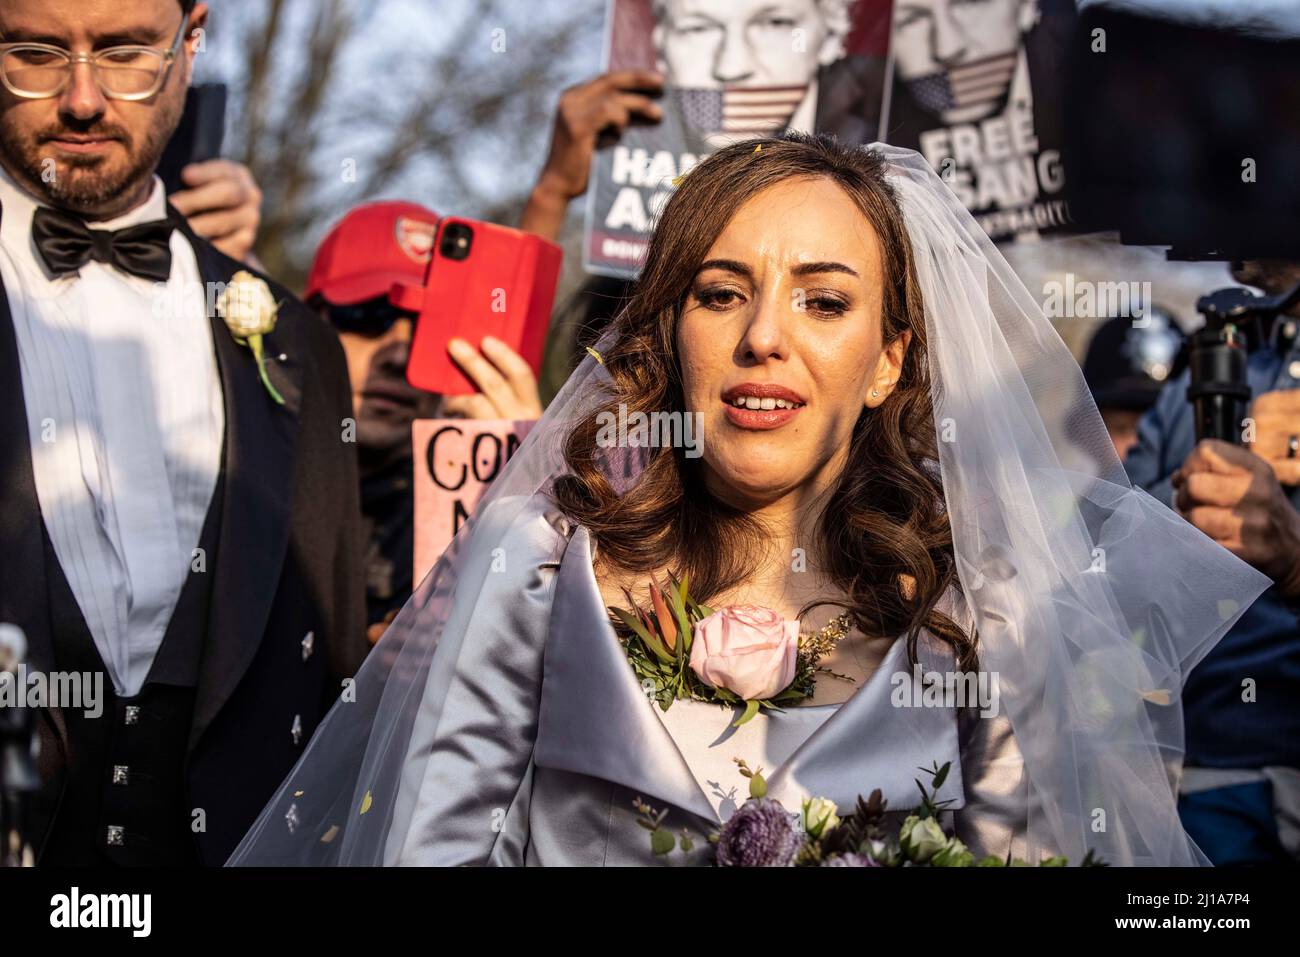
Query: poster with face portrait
584 0 894 279
882 0 1076 239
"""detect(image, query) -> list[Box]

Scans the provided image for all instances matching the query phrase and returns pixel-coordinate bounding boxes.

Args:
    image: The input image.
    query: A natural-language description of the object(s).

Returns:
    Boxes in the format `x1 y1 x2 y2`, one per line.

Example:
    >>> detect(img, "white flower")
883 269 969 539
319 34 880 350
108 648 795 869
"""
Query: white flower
220 270 278 338
899 814 947 864
801 797 840 839
218 270 285 405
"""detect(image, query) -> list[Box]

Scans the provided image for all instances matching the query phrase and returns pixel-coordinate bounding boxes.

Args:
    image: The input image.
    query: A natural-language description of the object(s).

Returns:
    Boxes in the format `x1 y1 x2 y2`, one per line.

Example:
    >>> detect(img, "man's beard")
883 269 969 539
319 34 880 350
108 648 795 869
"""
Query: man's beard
0 107 178 215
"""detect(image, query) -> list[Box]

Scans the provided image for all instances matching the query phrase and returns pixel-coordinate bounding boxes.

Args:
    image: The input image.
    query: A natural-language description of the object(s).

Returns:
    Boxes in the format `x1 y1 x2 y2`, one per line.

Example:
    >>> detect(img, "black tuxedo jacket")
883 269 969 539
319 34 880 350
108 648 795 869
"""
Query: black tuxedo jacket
0 213 367 864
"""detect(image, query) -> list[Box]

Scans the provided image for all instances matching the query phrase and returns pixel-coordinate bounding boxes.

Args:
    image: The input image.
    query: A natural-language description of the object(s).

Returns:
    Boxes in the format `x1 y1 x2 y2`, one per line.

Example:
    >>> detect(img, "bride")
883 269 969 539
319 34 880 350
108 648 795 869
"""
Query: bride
229 134 1268 867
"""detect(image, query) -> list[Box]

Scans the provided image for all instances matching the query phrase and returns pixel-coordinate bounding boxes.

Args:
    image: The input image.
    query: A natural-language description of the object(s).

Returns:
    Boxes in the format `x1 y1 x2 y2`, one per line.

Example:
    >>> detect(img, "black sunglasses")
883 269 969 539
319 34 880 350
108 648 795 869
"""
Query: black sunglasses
322 295 417 336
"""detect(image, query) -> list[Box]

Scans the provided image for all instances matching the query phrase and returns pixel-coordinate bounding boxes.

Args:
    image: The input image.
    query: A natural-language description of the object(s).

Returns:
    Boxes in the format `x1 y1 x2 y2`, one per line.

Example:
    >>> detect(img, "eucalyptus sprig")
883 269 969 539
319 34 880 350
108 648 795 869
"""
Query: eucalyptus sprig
610 572 717 712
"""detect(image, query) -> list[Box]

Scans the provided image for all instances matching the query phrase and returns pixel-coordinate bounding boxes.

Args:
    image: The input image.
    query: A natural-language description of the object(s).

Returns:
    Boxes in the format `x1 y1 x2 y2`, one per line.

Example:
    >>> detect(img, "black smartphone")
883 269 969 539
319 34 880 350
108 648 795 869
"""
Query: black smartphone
158 83 228 194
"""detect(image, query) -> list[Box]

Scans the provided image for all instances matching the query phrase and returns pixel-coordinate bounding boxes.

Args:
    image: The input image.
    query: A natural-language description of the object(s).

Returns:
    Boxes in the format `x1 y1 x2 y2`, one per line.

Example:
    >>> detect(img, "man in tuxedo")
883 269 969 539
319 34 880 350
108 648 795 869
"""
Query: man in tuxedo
0 0 366 865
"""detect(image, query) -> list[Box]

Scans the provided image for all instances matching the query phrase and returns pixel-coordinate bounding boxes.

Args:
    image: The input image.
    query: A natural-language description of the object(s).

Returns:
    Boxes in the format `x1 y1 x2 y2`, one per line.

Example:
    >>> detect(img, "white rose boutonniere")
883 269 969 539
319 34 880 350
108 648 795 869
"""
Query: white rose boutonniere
219 270 285 405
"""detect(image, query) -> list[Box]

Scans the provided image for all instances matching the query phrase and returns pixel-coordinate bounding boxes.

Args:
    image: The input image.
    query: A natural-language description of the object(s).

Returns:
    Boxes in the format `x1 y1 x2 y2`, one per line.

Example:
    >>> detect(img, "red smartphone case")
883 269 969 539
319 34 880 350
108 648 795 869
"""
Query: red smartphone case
399 217 562 396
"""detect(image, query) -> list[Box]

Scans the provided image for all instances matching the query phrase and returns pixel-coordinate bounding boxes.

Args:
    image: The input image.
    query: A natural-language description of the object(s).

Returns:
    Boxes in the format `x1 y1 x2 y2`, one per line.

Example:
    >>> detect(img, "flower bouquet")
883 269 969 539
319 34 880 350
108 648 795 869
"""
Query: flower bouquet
634 760 1104 867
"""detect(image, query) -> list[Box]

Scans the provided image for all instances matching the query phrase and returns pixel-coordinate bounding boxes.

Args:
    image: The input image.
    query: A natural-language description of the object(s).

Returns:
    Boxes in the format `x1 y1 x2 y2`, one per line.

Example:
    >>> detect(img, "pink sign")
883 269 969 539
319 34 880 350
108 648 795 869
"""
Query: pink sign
412 418 536 585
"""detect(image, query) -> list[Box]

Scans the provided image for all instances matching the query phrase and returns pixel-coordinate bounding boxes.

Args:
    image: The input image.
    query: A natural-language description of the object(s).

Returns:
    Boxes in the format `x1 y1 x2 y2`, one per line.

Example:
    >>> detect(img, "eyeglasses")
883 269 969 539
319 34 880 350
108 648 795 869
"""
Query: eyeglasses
0 15 188 102
324 296 418 337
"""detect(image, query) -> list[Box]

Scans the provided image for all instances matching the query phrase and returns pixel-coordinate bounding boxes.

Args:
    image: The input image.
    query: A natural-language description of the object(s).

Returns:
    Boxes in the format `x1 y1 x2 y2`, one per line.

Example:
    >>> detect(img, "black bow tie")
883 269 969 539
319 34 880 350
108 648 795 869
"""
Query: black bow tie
31 205 176 283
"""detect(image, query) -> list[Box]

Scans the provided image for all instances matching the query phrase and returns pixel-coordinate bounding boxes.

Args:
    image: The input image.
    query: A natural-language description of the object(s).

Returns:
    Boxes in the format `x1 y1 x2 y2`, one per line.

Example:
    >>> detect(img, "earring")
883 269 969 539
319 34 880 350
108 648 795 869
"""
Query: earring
871 389 880 397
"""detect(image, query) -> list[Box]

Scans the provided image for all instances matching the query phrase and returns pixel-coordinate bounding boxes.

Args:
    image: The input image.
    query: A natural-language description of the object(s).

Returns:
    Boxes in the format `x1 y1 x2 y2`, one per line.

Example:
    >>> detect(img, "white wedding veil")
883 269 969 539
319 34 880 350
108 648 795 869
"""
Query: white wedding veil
228 142 1269 867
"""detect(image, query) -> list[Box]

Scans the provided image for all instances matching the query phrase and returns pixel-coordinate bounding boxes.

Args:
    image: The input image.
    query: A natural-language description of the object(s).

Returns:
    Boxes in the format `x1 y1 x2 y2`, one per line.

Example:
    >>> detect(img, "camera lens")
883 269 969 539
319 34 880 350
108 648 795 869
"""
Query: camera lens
440 222 473 261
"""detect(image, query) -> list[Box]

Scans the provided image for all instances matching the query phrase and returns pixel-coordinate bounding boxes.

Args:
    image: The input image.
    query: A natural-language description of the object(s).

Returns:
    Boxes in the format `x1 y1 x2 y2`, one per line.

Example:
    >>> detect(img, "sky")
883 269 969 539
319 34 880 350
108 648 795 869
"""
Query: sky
195 0 611 223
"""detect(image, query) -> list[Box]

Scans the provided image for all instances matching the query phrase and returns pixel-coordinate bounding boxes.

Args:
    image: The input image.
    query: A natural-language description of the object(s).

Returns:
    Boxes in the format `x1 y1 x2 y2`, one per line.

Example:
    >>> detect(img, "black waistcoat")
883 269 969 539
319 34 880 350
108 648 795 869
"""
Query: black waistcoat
36 471 226 867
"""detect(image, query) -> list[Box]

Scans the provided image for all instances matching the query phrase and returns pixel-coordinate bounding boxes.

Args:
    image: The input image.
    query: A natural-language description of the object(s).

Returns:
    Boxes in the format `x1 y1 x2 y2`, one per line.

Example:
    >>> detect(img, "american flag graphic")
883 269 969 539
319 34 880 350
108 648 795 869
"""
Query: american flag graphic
905 51 1019 115
678 85 807 136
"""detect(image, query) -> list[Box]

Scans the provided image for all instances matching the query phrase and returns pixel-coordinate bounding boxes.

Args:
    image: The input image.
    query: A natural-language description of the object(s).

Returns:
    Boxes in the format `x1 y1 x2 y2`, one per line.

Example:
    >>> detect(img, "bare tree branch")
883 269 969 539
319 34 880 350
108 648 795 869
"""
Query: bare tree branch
239 0 289 172
224 0 604 290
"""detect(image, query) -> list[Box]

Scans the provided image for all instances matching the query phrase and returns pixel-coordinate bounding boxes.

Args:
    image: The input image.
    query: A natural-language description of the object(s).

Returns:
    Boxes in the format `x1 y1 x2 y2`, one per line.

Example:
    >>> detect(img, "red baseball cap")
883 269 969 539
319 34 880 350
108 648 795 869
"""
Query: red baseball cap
304 200 439 306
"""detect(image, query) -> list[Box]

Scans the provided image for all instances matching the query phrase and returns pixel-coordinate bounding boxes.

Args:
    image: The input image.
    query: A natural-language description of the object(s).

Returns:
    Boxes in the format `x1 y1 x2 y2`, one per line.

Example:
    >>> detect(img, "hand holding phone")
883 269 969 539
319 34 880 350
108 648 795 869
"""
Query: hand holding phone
169 160 262 262
400 217 563 397
439 336 544 420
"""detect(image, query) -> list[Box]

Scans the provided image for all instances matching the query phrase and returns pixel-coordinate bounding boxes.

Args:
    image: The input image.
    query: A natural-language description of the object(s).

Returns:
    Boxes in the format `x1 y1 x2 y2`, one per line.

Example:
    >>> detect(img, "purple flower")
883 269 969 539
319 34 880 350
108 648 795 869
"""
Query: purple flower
821 852 881 867
716 799 804 867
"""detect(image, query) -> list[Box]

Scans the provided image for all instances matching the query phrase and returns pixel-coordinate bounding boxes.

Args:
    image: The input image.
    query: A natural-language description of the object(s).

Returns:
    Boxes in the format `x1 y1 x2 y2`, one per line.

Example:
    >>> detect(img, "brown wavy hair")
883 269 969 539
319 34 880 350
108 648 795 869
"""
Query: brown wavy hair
553 132 976 672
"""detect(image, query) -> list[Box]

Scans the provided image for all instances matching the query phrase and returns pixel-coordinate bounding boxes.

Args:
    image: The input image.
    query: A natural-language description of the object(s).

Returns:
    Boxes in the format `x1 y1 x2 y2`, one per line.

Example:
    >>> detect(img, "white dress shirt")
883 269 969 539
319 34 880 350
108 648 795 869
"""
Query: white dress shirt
0 166 224 696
